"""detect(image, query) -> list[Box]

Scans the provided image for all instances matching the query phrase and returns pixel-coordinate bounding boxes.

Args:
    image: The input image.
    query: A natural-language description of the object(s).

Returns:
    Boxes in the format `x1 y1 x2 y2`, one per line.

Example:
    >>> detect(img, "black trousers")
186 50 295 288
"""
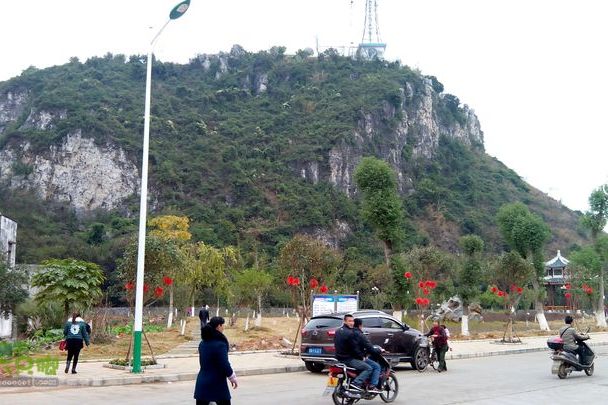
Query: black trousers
196 401 230 405
66 339 83 370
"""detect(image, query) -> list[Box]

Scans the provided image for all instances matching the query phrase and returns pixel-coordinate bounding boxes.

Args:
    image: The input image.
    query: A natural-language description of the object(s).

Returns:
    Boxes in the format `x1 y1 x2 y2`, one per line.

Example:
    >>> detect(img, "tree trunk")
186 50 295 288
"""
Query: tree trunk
531 278 550 331
64 301 70 318
597 269 607 327
167 286 174 329
461 304 470 336
255 294 262 327
382 240 392 267
191 294 195 318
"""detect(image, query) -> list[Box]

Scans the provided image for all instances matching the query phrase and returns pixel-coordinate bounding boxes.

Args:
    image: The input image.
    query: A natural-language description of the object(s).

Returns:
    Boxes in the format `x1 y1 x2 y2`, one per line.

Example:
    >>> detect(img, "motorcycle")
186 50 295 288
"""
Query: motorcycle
322 349 399 404
547 327 595 379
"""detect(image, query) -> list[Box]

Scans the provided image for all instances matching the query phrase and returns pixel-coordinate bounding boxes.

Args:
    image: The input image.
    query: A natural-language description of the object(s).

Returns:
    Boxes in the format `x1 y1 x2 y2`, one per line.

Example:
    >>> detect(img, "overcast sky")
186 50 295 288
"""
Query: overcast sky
1 0 607 212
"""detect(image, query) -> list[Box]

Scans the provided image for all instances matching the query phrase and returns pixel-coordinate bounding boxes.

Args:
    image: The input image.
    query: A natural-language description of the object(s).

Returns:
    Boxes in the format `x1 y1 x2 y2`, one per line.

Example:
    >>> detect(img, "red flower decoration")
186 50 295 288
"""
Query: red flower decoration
125 281 135 291
565 292 572 299
309 278 319 289
423 289 430 295
154 286 164 297
319 284 329 294
162 276 173 286
404 272 412 279
415 297 422 305
491 286 498 294
143 283 150 293
418 281 425 289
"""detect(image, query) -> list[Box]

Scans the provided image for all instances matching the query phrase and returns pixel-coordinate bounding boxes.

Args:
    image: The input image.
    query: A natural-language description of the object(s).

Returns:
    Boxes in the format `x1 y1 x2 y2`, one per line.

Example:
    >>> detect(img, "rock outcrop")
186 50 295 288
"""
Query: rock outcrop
0 130 139 212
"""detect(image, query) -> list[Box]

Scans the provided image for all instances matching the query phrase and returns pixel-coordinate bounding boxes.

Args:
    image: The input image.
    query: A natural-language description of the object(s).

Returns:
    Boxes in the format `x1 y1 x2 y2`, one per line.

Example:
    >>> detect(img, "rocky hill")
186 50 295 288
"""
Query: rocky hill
0 46 586 264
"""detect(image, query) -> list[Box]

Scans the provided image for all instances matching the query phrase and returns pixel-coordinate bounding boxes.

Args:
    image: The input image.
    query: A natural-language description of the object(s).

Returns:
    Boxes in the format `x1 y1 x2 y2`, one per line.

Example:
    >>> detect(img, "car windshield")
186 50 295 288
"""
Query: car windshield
304 317 342 330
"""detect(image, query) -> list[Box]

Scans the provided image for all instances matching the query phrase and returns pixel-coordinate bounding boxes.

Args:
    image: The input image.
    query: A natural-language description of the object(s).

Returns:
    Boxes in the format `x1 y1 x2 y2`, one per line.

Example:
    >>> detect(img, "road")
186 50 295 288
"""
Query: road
1 350 607 404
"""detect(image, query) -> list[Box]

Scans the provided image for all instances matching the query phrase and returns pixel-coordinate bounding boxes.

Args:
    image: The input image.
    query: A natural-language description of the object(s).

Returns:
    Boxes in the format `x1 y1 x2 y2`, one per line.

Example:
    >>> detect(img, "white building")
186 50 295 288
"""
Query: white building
0 213 17 337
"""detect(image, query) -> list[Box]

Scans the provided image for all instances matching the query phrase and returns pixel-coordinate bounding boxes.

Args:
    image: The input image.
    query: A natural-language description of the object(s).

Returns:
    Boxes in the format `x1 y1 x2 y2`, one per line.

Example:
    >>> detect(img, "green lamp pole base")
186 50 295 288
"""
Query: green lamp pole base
132 331 143 373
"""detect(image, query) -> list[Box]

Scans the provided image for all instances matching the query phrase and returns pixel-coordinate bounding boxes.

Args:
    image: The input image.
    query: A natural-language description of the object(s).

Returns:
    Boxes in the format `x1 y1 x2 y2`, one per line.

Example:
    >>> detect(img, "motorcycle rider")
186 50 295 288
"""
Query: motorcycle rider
353 318 382 393
334 314 372 392
558 315 589 363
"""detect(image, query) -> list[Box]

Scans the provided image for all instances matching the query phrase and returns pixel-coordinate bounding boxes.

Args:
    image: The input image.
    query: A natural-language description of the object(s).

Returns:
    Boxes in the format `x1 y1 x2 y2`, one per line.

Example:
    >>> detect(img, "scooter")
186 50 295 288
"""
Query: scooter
547 328 595 379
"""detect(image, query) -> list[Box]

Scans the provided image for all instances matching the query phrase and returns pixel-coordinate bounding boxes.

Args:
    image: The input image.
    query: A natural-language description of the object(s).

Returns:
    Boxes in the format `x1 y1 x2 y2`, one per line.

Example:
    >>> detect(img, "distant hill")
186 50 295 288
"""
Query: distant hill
0 46 587 265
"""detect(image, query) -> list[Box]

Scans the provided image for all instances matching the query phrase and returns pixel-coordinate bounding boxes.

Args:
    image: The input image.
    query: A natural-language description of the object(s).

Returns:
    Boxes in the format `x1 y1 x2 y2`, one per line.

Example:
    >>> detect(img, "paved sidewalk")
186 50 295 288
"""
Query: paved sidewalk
14 332 608 388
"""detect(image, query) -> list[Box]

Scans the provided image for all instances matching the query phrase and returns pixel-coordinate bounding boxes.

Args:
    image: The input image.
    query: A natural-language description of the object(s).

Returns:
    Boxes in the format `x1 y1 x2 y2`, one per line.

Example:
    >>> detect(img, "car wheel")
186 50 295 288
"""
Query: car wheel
411 346 429 371
305 361 325 373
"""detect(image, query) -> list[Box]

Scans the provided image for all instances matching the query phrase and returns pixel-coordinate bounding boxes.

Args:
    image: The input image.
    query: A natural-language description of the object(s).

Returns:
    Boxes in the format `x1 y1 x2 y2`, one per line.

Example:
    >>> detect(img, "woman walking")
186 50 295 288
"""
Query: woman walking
63 312 90 374
194 316 238 405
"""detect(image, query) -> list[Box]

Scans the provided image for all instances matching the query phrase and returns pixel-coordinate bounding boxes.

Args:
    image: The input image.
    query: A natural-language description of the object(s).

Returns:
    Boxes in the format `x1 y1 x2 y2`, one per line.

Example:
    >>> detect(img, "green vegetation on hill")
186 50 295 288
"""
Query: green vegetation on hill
0 48 585 274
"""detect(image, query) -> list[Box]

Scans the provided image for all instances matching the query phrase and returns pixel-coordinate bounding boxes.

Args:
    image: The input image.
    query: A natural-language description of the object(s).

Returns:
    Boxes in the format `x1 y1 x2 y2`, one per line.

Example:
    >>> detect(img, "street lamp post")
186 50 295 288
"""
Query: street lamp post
132 0 191 374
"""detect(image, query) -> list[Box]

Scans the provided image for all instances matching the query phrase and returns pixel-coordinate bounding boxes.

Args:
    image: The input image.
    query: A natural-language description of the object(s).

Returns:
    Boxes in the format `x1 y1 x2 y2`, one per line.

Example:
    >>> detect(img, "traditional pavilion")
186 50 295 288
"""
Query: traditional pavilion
544 250 570 308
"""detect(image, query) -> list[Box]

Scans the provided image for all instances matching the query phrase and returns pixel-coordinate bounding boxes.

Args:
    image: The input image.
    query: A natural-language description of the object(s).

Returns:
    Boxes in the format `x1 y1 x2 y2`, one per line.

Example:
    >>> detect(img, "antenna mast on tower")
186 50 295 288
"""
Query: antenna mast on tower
357 0 386 60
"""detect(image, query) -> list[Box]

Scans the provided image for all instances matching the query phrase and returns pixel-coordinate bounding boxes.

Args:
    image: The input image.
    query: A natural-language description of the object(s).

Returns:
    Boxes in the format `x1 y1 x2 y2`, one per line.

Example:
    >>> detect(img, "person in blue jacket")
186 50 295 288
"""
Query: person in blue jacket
194 316 238 405
63 312 90 374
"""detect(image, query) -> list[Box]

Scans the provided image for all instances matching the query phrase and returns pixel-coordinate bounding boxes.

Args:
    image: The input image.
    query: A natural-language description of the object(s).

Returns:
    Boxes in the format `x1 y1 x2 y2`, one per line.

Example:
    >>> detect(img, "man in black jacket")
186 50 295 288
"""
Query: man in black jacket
199 305 210 339
334 314 372 391
353 318 382 391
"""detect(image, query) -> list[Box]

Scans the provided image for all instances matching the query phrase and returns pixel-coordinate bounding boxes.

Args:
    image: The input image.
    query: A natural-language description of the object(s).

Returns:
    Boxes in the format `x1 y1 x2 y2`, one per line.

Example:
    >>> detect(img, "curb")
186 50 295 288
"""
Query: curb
57 365 306 387
447 341 608 360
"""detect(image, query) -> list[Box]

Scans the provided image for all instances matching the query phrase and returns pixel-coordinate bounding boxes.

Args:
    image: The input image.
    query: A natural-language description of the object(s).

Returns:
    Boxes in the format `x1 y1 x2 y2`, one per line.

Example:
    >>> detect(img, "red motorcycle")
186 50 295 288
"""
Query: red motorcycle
323 350 399 404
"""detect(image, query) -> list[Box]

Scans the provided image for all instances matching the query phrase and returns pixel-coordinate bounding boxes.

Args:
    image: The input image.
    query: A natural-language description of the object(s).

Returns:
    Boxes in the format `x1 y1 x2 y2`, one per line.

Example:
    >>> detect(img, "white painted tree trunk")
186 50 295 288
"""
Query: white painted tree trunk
244 315 250 331
536 306 550 331
596 309 607 327
255 295 263 327
180 319 187 336
461 314 470 336
167 287 174 329
597 270 607 327
191 296 195 318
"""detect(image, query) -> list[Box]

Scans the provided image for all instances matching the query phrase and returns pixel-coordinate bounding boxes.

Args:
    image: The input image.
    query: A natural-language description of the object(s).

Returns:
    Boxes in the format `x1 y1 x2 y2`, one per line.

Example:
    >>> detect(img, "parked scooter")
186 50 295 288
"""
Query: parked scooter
547 327 595 379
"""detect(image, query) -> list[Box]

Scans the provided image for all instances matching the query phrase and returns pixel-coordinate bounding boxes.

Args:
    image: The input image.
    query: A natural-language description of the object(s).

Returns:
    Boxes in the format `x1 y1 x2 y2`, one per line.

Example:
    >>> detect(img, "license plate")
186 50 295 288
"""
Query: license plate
322 377 338 396
309 347 323 354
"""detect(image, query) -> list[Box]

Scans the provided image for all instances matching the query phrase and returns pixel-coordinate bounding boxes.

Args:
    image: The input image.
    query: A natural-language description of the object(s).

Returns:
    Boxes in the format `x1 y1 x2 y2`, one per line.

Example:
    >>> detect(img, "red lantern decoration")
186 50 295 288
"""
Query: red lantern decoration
404 272 412 279
497 291 505 297
490 286 498 293
423 289 430 295
154 286 164 297
415 297 422 305
423 298 430 306
125 281 135 291
418 281 425 289
162 276 173 286
586 287 593 294
565 292 572 299
517 287 523 294
309 278 319 289
286 276 294 285
293 277 301 286
319 284 329 294
143 283 150 293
